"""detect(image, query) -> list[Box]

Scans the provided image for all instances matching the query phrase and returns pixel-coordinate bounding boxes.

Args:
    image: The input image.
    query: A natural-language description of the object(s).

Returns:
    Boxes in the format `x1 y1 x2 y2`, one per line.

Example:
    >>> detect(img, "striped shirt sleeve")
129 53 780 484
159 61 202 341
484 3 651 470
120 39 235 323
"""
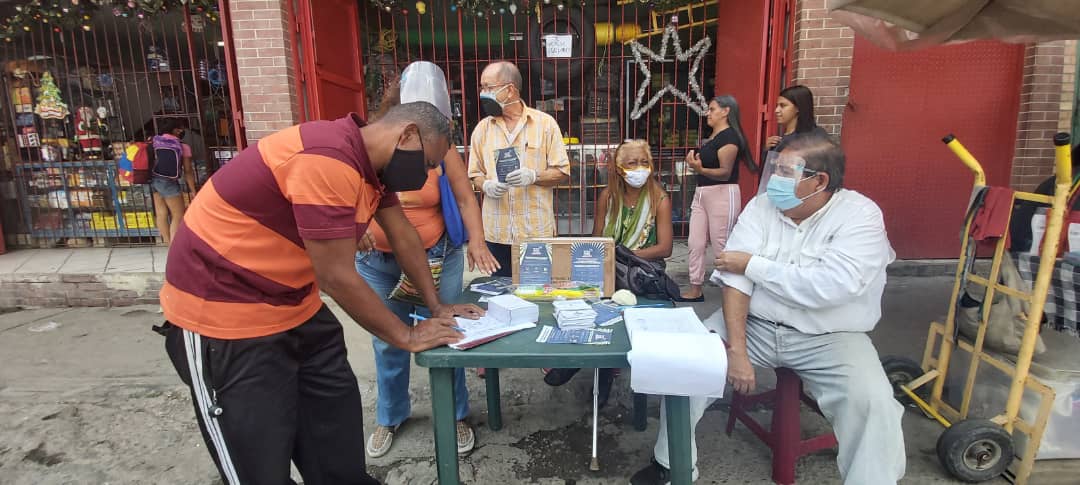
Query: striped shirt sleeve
278 152 362 240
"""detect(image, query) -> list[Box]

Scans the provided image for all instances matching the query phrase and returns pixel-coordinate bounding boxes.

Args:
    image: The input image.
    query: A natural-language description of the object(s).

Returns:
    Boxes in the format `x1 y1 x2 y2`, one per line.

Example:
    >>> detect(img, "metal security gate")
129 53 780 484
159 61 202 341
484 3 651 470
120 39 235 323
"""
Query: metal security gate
296 0 792 237
0 1 241 248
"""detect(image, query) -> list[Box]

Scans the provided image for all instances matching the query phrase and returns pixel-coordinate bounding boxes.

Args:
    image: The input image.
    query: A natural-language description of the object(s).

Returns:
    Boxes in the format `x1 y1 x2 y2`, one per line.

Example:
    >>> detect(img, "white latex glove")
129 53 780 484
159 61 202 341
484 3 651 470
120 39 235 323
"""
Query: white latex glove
505 167 537 187
482 179 510 199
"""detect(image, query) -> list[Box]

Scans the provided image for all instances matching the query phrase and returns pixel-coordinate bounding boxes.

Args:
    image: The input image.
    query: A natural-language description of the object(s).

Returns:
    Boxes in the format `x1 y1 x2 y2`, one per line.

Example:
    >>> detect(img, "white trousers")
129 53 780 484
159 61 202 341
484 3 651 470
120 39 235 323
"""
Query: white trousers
654 315 907 485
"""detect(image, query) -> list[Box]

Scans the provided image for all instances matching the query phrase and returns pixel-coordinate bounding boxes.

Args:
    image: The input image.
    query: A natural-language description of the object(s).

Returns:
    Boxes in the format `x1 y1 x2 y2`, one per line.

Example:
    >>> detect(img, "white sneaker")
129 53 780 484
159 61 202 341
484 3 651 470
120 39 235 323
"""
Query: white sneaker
456 420 475 455
366 424 397 458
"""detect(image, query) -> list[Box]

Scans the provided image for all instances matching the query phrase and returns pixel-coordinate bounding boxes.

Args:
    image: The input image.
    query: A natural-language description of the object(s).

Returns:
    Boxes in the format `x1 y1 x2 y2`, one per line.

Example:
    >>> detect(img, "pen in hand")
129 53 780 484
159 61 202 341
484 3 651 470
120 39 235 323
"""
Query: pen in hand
409 313 467 333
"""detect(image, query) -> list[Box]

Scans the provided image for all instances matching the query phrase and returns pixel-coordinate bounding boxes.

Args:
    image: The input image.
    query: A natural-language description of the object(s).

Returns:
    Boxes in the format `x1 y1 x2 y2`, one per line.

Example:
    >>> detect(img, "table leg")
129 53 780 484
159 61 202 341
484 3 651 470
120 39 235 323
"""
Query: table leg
664 395 693 485
633 393 648 431
430 367 459 485
484 368 502 431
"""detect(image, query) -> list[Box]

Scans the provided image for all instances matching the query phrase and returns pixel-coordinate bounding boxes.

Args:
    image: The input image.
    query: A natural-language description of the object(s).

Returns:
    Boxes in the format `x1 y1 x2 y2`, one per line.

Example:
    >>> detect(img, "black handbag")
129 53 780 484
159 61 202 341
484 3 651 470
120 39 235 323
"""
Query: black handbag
614 245 680 301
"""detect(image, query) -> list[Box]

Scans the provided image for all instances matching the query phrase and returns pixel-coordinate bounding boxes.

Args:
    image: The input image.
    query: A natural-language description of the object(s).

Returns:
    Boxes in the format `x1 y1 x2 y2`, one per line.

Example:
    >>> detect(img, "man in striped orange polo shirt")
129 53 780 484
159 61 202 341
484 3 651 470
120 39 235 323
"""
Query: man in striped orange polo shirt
159 102 482 484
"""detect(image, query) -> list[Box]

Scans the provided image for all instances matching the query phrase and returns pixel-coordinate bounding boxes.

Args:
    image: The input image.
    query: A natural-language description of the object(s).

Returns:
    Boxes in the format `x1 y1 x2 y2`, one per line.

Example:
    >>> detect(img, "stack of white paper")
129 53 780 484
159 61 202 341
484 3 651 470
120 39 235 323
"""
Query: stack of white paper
624 307 728 398
552 299 597 329
486 294 540 325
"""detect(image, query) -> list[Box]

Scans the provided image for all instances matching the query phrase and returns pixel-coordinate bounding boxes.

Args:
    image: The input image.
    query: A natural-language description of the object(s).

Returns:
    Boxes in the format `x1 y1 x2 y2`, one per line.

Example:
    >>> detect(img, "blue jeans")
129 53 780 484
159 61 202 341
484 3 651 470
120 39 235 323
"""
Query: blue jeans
355 235 468 426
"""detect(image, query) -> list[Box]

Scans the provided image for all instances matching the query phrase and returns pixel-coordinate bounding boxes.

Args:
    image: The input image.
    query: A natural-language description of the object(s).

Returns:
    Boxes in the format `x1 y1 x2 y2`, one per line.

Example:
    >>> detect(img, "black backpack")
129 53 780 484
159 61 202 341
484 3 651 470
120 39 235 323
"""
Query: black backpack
614 245 680 301
151 135 183 179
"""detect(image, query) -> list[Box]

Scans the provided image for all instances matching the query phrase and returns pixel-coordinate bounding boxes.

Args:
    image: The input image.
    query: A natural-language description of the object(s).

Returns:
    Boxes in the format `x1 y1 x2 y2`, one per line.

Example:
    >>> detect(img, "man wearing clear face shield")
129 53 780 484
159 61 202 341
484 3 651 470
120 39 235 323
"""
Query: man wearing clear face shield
468 61 570 275
631 132 906 485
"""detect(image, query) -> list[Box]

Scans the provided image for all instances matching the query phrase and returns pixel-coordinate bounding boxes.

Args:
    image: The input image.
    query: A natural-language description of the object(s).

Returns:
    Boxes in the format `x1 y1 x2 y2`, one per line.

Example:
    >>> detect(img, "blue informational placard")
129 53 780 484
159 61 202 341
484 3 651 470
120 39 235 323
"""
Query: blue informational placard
519 242 552 285
536 326 613 345
570 242 606 292
495 147 521 183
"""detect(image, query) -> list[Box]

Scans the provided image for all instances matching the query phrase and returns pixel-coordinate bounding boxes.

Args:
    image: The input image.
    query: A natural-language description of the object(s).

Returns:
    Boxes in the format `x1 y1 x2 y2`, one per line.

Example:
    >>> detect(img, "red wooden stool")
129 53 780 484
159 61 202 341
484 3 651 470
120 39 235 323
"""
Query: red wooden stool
725 368 838 485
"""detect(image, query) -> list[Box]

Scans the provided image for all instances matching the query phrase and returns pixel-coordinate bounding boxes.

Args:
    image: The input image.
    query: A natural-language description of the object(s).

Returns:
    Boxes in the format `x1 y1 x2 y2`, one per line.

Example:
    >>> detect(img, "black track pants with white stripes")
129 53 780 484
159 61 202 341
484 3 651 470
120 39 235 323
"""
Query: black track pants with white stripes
164 305 380 485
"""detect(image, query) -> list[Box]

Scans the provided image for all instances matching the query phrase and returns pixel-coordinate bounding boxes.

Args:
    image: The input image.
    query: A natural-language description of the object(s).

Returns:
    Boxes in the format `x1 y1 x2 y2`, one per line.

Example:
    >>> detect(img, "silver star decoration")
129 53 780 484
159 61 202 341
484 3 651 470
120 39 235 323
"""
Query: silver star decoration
629 25 713 120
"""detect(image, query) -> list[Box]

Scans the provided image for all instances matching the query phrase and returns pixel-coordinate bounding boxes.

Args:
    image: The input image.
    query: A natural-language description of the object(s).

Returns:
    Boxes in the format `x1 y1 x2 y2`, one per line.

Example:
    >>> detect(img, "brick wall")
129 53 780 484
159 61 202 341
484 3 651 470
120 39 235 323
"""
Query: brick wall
791 0 854 137
228 0 301 143
1061 41 1077 134
1011 40 1074 190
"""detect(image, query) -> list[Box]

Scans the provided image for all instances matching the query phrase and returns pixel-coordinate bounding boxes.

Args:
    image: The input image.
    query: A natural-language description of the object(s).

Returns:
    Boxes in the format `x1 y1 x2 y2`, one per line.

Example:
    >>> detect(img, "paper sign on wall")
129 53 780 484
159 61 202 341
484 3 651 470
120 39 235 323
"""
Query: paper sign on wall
544 34 573 58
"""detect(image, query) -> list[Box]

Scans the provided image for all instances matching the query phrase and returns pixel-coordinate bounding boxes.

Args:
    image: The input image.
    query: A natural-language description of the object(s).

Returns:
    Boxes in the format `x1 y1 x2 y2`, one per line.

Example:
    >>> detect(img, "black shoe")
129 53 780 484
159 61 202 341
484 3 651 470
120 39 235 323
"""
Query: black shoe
598 368 615 408
629 459 670 485
543 367 580 386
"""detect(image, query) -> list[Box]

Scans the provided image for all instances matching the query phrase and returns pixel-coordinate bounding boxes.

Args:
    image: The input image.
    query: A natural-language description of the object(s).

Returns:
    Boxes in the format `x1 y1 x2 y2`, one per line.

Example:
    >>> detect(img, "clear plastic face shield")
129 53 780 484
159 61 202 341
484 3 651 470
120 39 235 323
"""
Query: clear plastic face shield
757 151 809 195
399 61 452 119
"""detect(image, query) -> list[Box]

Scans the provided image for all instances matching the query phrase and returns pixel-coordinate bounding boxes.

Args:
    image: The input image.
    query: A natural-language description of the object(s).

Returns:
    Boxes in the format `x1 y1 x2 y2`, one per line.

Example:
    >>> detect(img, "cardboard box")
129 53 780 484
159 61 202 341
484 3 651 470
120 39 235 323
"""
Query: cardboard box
511 237 616 297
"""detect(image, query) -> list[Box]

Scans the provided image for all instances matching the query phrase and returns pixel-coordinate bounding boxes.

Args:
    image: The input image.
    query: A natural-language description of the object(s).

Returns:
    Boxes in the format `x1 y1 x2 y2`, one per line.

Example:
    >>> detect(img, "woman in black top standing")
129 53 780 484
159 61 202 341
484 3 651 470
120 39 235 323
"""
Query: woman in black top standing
765 85 828 158
681 95 757 301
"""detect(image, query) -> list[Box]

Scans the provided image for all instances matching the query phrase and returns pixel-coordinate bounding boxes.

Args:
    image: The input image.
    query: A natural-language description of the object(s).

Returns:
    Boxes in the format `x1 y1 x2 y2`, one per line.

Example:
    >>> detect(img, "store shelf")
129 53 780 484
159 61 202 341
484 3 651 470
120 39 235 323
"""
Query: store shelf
29 228 156 238
16 160 115 169
15 160 158 239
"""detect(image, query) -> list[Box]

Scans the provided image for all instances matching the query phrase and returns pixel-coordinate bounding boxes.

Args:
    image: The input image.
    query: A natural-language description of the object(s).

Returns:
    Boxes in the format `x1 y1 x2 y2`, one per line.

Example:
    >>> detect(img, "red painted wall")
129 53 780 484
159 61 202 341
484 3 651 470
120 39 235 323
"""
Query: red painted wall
841 39 1025 259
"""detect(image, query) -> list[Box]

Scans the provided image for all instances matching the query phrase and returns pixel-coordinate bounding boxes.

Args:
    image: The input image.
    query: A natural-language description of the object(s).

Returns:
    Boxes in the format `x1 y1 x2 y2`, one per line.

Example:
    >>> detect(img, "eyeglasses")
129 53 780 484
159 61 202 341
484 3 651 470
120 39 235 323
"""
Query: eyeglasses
480 82 511 92
619 159 650 170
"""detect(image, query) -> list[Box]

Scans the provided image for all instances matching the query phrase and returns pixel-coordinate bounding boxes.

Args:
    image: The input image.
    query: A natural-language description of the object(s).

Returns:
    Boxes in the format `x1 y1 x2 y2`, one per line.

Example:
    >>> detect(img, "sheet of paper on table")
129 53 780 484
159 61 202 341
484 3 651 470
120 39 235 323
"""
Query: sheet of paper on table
624 307 711 340
625 307 728 397
448 315 536 350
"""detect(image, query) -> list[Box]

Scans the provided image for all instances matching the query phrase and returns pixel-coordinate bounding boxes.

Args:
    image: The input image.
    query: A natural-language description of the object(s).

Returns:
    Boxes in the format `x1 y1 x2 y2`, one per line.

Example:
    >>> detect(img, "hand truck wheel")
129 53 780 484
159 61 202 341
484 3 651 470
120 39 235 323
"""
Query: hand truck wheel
881 355 930 405
936 419 1014 482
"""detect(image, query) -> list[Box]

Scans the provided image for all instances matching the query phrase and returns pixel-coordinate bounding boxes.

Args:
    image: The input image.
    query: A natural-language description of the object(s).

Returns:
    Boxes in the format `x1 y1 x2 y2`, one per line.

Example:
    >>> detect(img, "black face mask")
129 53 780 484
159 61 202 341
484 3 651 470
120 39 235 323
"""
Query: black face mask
380 144 428 193
480 95 504 118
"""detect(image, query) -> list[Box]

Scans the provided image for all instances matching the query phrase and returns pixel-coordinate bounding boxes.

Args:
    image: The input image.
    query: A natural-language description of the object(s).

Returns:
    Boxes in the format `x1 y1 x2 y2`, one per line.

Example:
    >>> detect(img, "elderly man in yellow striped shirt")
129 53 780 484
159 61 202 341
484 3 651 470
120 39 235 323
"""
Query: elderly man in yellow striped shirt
468 61 571 275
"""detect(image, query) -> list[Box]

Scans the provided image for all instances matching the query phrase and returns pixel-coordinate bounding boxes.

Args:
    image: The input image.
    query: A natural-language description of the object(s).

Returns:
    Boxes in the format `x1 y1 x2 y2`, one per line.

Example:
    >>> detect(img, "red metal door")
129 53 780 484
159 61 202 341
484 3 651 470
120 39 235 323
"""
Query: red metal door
841 38 1024 258
713 0 794 205
297 0 367 120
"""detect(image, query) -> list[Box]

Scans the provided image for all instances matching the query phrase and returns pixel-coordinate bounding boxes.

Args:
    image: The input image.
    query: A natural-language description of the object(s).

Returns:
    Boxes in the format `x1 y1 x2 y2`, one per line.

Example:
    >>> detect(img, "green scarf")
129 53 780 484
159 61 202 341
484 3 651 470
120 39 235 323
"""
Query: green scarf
603 189 656 250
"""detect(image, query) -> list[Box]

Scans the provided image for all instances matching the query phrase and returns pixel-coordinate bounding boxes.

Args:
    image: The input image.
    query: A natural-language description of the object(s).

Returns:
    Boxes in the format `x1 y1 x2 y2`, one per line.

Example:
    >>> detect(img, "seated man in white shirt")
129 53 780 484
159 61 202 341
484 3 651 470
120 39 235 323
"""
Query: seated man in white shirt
630 133 906 485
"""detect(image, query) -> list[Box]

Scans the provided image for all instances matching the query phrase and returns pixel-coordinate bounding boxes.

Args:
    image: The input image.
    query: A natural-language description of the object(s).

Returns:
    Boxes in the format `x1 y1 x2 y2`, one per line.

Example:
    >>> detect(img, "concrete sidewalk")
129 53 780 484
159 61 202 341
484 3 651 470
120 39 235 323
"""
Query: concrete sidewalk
0 242 964 309
0 247 165 308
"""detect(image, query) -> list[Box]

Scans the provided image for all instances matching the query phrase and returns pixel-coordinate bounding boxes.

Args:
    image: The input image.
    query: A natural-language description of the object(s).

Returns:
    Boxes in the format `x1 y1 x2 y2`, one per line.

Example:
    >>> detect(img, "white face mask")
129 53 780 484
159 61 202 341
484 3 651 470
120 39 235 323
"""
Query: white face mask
623 168 651 188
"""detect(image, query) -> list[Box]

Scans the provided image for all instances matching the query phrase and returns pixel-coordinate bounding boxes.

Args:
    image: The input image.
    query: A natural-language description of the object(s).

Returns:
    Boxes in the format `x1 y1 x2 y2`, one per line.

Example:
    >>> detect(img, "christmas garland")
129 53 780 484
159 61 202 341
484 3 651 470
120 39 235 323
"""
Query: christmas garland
0 0 219 43
628 23 711 120
368 0 700 17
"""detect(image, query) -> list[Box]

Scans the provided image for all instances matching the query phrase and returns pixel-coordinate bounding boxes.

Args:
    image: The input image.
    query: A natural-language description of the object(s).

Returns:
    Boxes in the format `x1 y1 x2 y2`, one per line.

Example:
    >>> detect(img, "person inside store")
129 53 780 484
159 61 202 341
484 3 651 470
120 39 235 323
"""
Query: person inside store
355 62 500 460
681 95 758 301
631 132 906 485
764 85 828 160
157 99 485 484
468 61 571 276
543 138 673 403
150 117 196 245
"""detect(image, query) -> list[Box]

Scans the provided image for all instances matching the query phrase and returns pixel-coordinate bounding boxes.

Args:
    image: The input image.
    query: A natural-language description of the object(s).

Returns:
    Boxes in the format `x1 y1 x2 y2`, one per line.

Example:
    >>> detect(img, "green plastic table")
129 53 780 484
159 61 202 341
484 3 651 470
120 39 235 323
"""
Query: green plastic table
415 293 694 485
